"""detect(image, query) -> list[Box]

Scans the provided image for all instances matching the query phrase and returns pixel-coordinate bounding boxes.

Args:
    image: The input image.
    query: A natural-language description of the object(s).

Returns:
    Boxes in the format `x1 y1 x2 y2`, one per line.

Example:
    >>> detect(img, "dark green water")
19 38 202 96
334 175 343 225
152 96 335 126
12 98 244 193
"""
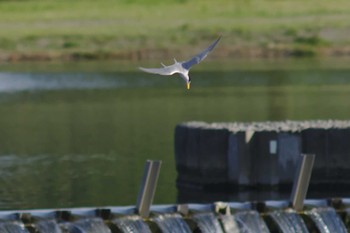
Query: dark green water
0 58 350 210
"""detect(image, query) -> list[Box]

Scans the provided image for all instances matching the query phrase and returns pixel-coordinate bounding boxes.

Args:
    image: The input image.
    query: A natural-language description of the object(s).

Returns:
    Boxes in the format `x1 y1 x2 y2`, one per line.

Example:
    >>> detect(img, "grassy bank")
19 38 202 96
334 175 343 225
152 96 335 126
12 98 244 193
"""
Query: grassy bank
1 0 350 61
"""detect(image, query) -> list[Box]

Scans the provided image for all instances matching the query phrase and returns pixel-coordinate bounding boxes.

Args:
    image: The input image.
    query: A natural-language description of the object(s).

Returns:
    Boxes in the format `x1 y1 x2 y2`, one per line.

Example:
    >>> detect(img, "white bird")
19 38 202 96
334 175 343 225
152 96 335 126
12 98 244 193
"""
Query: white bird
139 36 221 90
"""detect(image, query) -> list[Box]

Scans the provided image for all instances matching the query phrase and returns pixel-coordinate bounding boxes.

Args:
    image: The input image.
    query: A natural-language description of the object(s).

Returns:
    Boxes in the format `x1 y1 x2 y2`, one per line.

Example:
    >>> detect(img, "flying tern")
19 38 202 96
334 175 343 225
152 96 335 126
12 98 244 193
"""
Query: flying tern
139 36 221 90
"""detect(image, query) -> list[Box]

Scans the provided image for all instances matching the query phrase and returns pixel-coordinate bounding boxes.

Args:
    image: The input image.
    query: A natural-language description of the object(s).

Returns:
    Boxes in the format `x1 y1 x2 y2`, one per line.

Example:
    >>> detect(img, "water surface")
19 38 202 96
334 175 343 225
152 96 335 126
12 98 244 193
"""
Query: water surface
0 58 350 210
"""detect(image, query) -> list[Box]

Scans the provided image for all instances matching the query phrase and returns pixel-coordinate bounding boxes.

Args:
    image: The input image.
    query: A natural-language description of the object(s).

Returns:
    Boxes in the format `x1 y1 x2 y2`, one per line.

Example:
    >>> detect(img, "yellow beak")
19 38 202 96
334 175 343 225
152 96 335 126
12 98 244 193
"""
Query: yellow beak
186 82 191 90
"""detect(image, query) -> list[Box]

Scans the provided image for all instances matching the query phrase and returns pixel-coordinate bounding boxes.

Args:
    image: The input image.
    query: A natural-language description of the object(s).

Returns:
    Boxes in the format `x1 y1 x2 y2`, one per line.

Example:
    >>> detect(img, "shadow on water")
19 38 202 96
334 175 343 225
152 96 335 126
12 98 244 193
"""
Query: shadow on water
1 59 350 209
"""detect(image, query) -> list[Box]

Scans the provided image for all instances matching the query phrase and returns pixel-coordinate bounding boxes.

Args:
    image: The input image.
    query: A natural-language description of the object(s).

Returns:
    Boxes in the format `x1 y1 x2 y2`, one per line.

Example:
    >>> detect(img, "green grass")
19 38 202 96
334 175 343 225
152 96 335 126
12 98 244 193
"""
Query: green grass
1 0 350 60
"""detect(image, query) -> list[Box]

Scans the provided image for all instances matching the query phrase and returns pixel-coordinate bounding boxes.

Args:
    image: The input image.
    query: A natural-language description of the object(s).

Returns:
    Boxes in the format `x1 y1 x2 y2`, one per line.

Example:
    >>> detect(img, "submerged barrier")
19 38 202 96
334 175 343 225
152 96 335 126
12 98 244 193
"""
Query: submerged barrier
0 198 349 232
175 121 350 195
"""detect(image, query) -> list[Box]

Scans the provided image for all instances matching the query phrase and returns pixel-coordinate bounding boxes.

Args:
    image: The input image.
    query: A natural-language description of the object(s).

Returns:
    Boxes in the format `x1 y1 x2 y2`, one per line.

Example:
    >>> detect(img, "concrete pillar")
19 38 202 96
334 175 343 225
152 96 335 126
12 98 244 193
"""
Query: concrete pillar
174 124 188 177
228 131 252 186
277 132 302 184
175 121 350 202
198 127 230 184
174 124 201 184
249 131 279 186
327 128 350 181
301 128 328 184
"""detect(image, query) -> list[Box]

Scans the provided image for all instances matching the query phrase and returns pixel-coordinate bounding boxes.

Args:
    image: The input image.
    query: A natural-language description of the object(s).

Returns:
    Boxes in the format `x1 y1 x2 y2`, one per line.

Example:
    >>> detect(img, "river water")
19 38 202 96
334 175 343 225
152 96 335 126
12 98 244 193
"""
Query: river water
0 58 350 210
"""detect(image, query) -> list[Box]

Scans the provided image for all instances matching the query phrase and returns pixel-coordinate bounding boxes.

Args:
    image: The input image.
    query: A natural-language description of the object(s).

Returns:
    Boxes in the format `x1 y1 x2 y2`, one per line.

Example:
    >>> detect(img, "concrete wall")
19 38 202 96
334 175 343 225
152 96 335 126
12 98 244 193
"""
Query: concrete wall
175 124 230 185
227 132 248 185
175 121 350 190
302 128 350 185
277 133 301 184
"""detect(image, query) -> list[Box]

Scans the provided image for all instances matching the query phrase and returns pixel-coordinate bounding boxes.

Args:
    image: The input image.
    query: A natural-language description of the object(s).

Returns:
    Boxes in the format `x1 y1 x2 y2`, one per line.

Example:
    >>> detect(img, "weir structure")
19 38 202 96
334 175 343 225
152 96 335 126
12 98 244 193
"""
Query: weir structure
175 120 350 203
0 198 349 232
0 155 347 232
1 120 350 232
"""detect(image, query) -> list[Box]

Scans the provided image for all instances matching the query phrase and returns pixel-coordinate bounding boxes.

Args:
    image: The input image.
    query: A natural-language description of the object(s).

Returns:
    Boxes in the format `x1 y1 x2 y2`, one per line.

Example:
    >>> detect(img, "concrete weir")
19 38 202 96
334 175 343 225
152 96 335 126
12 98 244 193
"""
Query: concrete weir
174 120 350 193
1 198 350 233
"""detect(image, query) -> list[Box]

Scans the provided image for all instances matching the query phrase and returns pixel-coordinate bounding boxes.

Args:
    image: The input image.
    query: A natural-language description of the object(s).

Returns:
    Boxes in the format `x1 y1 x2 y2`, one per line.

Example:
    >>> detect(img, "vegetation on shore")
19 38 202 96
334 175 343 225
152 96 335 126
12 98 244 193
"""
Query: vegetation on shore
1 0 350 61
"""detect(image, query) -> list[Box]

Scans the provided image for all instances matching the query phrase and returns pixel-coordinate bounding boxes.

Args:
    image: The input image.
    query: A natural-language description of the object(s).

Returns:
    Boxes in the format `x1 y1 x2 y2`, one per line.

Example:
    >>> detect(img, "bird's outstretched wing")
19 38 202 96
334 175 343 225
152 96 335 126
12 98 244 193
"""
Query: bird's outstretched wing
182 36 221 70
139 63 180 76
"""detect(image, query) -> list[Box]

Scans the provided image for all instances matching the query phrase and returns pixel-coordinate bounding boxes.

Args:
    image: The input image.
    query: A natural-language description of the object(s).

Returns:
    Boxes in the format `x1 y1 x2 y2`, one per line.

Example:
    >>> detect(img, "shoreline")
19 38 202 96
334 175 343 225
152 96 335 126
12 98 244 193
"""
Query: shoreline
2 46 350 63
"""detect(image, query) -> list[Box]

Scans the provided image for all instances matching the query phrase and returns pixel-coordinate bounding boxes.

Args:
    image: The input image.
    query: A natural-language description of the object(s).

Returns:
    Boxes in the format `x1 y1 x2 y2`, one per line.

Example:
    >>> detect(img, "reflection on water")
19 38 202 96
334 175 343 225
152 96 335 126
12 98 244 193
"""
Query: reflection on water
0 72 147 92
0 59 350 210
0 154 123 209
